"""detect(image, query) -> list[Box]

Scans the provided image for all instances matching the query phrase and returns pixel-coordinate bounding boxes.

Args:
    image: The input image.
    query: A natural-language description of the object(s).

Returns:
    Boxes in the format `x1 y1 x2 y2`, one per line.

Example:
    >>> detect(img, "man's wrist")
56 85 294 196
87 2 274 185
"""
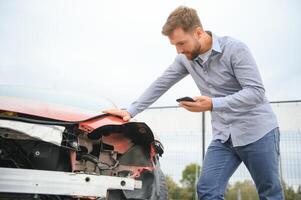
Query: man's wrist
126 107 137 118
211 97 226 111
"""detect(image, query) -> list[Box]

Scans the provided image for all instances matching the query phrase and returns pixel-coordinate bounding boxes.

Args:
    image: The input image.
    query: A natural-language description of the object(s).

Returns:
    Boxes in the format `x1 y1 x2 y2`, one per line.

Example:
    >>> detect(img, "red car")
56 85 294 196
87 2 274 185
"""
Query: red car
0 86 168 200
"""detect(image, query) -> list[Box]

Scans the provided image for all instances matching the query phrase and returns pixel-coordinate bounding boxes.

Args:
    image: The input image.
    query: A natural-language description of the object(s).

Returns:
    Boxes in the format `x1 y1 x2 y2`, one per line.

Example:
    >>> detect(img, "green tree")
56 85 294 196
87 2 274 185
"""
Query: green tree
225 180 259 200
297 185 301 200
165 163 201 200
180 163 201 200
166 175 190 200
282 181 301 200
225 180 301 200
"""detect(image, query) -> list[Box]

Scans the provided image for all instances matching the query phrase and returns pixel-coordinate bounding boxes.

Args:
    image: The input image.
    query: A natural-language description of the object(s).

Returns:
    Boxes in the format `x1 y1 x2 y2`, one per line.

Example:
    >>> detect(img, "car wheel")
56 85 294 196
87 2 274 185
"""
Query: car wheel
150 169 168 200
107 190 126 200
107 169 168 200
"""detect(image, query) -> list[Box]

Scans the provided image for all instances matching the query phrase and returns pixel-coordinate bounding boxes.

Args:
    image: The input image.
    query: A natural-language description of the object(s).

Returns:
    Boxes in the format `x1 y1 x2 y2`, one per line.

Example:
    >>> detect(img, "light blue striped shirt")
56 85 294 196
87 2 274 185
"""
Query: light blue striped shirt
127 32 278 147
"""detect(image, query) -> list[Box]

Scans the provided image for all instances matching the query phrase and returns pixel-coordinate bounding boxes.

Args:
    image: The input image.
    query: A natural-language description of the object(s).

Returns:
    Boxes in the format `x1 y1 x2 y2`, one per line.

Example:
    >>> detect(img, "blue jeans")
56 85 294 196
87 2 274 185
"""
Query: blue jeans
197 128 284 200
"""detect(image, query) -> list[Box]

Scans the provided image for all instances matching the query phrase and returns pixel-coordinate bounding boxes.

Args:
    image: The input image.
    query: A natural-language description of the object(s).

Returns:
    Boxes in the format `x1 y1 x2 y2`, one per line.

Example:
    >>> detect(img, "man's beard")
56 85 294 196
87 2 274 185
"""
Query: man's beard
189 49 201 60
184 41 201 60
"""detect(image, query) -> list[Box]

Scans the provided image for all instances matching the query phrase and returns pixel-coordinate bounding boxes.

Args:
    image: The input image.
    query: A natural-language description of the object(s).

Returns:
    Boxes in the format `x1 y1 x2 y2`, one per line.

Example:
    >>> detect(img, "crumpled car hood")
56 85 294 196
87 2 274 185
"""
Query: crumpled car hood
0 96 164 156
0 96 105 122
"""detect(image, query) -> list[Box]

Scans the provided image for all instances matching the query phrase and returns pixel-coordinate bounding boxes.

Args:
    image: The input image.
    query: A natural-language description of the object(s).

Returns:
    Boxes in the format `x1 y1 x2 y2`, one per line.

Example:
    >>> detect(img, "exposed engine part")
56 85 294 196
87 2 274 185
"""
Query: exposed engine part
0 114 167 199
88 122 154 146
0 133 71 172
152 140 164 156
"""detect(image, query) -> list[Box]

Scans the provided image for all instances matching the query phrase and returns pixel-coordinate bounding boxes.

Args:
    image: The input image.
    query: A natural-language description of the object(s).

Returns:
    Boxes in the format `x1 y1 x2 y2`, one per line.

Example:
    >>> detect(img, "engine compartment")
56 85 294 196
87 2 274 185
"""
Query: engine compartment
0 117 163 176
0 113 165 199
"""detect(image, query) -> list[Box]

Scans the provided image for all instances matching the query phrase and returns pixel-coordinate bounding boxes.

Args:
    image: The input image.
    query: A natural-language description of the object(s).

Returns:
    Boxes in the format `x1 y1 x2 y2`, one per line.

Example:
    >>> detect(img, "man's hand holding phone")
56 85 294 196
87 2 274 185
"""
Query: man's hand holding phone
177 96 212 112
176 96 196 102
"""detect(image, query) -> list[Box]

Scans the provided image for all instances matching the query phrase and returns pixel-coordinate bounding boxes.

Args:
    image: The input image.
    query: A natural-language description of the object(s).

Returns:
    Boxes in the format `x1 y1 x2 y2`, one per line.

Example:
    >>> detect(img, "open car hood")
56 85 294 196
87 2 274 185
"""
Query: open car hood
0 85 116 122
0 95 129 134
0 95 106 122
0 86 164 151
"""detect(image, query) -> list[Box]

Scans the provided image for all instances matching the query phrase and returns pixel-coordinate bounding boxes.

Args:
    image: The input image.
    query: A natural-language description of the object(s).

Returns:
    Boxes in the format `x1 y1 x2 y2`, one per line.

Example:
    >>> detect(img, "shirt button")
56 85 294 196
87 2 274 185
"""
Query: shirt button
208 84 212 88
204 70 207 74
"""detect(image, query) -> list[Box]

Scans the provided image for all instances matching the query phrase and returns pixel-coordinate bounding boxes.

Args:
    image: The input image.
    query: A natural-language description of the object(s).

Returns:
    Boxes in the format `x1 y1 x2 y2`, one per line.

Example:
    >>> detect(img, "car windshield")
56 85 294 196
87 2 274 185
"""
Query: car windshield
0 85 116 113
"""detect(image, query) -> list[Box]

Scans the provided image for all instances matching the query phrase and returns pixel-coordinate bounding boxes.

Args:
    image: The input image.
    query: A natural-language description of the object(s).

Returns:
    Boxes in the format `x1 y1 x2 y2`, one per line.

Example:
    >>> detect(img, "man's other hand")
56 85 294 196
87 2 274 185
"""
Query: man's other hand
179 96 212 112
102 109 132 121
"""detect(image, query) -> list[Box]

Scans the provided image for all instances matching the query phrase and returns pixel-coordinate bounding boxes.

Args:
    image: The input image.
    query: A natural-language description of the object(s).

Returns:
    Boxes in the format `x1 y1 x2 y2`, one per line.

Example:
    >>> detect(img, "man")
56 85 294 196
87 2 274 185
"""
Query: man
104 6 284 200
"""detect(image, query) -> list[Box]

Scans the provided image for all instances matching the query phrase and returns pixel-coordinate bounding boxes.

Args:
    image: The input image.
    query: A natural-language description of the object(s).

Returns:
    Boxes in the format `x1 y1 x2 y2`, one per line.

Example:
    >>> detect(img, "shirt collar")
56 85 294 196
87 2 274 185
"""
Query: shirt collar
193 31 222 63
209 31 222 54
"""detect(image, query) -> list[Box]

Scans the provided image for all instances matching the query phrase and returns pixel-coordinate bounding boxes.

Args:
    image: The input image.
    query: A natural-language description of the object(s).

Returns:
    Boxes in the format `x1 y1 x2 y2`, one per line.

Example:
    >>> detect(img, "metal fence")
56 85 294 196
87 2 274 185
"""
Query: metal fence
134 101 301 189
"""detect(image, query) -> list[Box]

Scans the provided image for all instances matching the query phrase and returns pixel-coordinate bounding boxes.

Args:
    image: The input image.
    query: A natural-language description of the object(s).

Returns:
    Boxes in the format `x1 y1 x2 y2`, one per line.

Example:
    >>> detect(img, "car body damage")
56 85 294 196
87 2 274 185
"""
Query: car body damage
0 86 167 200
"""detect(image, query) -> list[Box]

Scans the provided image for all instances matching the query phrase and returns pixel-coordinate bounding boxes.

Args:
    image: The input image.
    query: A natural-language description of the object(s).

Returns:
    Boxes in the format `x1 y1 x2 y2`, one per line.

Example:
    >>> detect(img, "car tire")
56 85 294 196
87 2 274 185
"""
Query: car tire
107 169 168 200
150 168 168 200
107 190 126 200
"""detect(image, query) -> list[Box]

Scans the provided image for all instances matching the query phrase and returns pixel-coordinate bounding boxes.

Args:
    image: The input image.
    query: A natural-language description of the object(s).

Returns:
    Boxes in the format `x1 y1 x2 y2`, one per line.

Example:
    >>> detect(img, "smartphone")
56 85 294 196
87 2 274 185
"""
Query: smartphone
176 96 196 102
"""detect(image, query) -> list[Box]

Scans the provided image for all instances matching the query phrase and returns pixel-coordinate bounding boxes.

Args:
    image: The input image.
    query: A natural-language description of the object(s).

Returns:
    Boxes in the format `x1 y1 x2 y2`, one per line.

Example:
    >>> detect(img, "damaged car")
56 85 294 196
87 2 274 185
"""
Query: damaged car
0 86 168 200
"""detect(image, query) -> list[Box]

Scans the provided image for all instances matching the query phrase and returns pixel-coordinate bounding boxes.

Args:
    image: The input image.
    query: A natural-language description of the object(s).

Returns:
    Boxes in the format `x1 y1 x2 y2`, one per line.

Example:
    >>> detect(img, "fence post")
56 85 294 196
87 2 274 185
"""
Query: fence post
202 112 206 160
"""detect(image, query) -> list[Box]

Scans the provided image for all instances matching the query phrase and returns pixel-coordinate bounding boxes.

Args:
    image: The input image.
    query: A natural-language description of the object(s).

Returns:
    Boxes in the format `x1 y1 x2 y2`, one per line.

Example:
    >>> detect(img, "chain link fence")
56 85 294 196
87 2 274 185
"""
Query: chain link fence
134 101 301 190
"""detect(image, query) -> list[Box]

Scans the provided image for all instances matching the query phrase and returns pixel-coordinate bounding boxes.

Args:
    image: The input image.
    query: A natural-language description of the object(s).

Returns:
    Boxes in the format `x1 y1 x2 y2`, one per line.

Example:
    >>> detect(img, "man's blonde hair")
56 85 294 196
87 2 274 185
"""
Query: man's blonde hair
162 6 203 36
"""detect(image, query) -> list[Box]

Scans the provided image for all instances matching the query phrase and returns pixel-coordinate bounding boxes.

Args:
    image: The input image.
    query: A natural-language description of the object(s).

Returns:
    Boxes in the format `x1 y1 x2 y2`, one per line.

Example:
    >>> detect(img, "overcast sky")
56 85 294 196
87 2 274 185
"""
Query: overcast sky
0 0 300 108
